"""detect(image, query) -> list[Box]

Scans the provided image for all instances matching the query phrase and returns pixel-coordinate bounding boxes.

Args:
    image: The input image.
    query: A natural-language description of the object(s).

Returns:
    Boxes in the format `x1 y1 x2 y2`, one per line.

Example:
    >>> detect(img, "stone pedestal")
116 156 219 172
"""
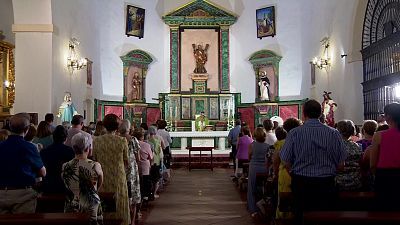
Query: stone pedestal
191 73 209 93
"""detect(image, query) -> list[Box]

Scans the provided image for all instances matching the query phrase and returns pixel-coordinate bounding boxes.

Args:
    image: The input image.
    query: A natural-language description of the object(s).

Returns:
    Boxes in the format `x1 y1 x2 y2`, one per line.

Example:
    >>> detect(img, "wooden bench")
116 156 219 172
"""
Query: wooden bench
37 192 116 213
0 213 90 225
279 192 377 212
303 211 400 225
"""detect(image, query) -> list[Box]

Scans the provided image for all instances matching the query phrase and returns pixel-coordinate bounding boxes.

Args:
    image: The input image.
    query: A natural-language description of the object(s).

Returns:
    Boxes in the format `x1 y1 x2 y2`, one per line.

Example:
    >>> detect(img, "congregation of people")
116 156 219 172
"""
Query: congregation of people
229 99 400 224
0 113 172 225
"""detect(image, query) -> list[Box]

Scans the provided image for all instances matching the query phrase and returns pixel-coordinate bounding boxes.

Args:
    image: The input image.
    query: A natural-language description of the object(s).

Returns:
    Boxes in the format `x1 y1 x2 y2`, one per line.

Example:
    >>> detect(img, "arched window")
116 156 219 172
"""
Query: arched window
361 0 400 120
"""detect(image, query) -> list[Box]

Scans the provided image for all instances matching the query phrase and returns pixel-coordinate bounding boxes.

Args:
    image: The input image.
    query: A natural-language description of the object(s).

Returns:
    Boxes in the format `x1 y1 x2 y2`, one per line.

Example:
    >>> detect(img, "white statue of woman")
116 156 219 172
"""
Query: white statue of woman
58 92 78 122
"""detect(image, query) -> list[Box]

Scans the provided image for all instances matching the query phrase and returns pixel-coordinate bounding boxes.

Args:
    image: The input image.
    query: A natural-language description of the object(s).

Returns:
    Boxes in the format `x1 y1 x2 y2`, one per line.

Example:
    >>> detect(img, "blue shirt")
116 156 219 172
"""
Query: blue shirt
0 135 44 187
228 125 241 146
280 119 347 177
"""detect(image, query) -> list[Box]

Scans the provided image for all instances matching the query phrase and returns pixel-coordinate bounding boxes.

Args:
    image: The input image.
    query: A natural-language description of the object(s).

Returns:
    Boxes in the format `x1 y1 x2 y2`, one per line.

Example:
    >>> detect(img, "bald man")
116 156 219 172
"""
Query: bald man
0 113 46 214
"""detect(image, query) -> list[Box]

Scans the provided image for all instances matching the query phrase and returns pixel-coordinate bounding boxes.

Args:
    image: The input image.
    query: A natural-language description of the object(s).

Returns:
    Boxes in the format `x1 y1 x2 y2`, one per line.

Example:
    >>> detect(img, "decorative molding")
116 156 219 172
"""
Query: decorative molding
120 49 153 69
12 24 54 33
163 0 237 26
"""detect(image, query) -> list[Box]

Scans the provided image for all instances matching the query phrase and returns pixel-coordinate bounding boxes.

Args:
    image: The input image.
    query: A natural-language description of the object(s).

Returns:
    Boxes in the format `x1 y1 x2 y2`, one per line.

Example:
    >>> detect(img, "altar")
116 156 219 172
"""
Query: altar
170 131 229 151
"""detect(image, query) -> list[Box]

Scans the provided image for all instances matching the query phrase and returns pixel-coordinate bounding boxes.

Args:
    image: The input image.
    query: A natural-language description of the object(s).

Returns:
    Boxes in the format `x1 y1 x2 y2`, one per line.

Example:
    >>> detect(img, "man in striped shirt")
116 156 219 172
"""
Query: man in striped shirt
280 99 347 224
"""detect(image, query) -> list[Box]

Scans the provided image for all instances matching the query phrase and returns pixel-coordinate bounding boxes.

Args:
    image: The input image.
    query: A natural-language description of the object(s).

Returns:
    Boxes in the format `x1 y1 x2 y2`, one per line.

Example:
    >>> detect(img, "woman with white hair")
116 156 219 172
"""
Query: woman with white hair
62 132 103 224
119 119 141 225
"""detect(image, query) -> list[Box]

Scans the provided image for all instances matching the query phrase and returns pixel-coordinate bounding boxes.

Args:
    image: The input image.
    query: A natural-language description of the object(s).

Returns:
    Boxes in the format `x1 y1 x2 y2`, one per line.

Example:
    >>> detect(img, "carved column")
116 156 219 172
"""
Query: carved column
170 26 180 93
220 26 230 92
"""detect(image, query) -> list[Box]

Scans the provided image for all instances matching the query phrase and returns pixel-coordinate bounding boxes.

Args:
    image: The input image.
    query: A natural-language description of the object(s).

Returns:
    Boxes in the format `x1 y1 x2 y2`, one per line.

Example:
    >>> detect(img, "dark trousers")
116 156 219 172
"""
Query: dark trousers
163 146 171 169
291 174 337 225
375 169 400 211
140 175 151 199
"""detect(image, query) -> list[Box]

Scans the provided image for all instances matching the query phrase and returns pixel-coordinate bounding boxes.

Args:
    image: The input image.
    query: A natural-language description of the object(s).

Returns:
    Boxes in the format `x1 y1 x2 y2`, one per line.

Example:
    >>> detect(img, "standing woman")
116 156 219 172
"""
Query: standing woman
93 114 130 225
62 133 103 224
119 119 141 225
370 103 400 209
247 127 269 217
33 121 54 150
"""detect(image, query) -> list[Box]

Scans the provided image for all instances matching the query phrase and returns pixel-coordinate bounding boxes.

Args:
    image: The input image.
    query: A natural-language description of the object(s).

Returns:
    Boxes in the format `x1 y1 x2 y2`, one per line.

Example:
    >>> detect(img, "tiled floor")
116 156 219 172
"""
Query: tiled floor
140 168 264 225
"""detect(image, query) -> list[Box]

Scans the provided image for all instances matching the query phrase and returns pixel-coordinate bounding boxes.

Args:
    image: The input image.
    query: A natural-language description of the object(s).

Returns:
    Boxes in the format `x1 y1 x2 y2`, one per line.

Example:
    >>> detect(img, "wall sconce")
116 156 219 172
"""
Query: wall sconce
311 37 331 69
67 38 87 72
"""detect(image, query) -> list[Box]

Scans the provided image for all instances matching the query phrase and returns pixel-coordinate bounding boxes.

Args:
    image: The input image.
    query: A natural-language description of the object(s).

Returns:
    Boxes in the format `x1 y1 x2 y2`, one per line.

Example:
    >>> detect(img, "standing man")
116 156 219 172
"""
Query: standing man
228 119 241 173
0 113 46 214
280 100 346 224
65 115 93 157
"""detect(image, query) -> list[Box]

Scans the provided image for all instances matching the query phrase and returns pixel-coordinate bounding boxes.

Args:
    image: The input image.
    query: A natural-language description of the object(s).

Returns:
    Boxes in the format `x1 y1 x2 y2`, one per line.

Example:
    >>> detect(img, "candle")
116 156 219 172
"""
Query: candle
169 106 172 121
140 118 142 123
175 106 178 119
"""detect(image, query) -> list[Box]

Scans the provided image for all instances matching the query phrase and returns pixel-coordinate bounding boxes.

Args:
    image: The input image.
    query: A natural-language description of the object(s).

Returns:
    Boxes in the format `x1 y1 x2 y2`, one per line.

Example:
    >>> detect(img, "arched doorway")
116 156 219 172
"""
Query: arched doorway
361 0 400 120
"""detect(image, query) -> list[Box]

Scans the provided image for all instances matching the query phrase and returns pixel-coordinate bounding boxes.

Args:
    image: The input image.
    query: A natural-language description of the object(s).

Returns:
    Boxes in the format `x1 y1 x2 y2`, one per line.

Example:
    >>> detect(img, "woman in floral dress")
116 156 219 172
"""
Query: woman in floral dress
93 114 130 225
119 119 141 225
335 120 363 191
62 133 104 225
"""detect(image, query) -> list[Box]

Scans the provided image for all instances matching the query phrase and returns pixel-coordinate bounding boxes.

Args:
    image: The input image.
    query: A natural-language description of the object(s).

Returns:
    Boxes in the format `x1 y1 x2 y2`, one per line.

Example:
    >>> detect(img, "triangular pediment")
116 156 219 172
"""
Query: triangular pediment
163 0 237 26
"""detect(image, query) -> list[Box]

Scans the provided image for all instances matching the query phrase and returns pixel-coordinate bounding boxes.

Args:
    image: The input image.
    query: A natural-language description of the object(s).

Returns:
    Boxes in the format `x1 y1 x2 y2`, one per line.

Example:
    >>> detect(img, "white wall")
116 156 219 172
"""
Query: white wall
0 0 14 44
300 0 364 124
97 0 167 103
12 0 53 121
51 0 102 123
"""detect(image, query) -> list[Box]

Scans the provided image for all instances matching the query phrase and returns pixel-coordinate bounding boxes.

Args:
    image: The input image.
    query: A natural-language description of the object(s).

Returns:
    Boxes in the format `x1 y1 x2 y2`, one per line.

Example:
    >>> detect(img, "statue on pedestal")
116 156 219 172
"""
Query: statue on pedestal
258 71 271 101
192 43 209 74
322 91 337 127
130 72 141 100
58 92 78 123
195 111 209 131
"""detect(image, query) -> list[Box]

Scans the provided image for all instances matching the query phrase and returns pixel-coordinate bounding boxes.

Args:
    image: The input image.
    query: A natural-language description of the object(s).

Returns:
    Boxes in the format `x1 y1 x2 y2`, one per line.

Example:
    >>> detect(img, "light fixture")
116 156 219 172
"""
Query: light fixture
4 80 15 90
311 37 331 69
67 38 87 72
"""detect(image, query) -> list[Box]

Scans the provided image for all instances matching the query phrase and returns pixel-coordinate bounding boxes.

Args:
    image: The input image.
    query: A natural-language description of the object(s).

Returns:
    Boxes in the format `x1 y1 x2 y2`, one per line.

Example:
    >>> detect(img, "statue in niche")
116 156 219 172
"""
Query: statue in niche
322 91 337 127
192 43 210 74
58 92 78 123
130 72 141 100
258 71 271 101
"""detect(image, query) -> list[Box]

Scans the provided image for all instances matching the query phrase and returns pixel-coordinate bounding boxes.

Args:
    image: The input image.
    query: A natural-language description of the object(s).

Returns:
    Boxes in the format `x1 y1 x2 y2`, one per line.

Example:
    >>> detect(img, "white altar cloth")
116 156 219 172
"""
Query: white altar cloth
170 131 229 151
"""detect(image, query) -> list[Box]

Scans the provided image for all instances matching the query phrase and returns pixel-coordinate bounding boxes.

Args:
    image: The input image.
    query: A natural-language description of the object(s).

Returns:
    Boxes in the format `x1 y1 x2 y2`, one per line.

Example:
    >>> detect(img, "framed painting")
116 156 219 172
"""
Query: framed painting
86 58 92 86
256 6 276 39
126 5 145 39
181 97 191 120
209 98 219 119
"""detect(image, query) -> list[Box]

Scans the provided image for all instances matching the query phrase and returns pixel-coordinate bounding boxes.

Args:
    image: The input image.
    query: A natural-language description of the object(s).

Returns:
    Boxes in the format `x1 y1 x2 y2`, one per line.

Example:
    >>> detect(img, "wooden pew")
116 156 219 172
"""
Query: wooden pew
303 211 400 225
279 192 377 212
37 192 116 213
0 213 90 225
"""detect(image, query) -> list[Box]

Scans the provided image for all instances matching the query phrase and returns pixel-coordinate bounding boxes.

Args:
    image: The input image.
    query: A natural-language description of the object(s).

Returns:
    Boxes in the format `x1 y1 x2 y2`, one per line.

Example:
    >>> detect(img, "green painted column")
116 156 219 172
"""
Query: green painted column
170 27 180 92
220 26 230 92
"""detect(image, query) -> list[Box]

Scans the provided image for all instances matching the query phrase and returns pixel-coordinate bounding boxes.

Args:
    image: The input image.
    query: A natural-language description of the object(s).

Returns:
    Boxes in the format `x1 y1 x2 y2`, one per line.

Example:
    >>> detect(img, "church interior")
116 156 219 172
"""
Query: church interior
1 0 400 224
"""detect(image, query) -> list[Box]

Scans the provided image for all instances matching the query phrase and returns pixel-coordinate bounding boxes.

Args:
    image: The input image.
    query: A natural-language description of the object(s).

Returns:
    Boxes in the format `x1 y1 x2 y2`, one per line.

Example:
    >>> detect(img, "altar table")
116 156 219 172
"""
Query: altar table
169 131 229 150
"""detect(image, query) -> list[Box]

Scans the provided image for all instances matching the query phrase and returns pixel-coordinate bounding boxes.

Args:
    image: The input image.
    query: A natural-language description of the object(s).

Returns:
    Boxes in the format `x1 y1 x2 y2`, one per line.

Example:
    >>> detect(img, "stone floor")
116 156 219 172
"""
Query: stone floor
139 168 264 225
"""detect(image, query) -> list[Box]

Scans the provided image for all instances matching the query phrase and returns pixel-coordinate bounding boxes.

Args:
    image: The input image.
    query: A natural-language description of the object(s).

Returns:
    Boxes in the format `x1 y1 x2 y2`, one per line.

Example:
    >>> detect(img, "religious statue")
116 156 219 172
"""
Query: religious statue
258 71 271 101
58 92 78 123
195 111 209 131
192 43 209 74
322 91 337 127
130 72 141 100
